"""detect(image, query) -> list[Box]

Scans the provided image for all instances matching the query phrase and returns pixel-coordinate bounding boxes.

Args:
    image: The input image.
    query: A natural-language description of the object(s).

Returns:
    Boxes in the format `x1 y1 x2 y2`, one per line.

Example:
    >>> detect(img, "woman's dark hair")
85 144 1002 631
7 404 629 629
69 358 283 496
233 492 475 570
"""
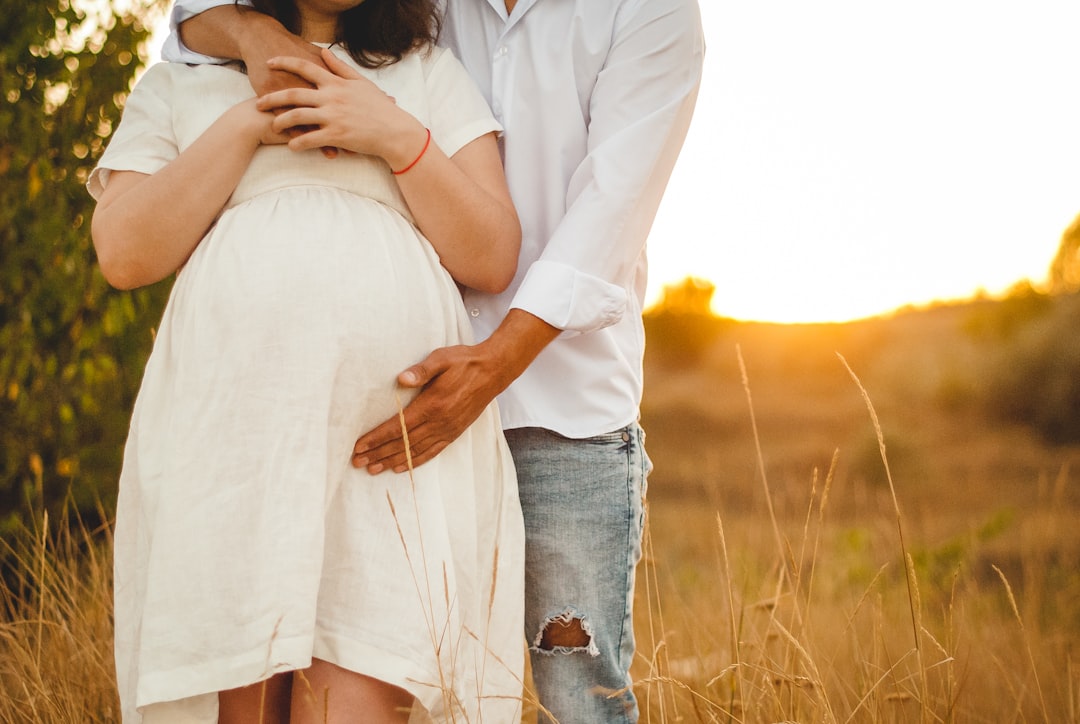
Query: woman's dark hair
243 0 440 68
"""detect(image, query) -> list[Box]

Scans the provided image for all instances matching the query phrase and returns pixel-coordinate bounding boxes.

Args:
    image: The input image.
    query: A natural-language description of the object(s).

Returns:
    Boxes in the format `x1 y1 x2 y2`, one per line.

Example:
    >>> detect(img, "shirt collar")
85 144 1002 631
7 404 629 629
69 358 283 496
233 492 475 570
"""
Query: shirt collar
483 0 539 24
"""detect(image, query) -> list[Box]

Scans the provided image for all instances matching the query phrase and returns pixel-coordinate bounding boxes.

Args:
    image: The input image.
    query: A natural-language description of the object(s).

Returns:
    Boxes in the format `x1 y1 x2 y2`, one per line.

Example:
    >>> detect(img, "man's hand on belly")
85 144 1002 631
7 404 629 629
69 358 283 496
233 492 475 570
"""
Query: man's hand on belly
351 310 560 474
351 343 508 473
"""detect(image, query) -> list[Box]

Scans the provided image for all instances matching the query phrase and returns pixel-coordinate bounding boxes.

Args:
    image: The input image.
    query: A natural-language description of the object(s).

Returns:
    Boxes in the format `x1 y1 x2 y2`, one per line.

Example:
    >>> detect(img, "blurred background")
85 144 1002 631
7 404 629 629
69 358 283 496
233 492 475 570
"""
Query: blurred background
2 1 1079 720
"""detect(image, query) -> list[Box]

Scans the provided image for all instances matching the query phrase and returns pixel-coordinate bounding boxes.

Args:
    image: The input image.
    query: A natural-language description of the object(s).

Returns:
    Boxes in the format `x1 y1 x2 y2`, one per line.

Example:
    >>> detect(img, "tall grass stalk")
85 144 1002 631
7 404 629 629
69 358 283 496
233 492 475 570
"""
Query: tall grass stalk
387 398 461 720
736 345 787 576
715 514 743 720
638 497 678 722
837 353 929 720
992 564 1050 723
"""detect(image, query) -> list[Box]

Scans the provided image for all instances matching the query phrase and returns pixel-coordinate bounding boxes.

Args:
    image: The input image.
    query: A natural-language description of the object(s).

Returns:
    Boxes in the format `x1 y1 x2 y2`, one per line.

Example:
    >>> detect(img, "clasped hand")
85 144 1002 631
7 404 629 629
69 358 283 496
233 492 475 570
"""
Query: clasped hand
256 48 420 164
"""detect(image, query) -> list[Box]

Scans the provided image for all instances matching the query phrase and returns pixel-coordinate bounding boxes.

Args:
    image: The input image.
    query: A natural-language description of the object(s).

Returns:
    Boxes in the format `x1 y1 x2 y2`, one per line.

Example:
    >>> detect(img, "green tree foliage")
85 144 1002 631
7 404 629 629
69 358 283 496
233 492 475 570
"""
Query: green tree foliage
958 213 1080 444
644 277 730 367
1048 212 1080 294
981 218 1080 442
982 293 1080 444
0 0 169 534
962 280 1053 341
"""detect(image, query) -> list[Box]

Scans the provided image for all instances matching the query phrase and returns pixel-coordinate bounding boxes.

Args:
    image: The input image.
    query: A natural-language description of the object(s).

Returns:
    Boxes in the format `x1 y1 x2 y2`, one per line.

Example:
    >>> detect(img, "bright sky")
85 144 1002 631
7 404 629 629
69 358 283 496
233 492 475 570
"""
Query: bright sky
147 2 1080 323
648 1 1080 322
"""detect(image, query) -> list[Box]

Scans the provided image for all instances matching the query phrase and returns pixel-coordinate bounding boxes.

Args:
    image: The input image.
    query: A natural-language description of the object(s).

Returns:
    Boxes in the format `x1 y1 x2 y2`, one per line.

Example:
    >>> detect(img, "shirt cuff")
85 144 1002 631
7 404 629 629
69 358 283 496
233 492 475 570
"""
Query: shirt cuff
163 0 252 65
510 260 628 334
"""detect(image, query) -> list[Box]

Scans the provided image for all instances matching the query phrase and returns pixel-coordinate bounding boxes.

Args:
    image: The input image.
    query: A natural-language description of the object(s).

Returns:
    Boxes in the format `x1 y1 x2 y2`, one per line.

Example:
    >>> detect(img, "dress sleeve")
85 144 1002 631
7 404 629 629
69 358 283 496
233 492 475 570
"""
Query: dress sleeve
87 64 179 200
421 46 503 159
510 0 705 334
162 0 252 64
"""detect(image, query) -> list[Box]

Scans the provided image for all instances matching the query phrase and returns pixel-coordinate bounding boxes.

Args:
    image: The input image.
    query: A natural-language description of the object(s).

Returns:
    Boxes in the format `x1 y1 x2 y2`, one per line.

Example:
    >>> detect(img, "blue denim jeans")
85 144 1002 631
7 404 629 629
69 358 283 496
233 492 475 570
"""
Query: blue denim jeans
504 423 651 724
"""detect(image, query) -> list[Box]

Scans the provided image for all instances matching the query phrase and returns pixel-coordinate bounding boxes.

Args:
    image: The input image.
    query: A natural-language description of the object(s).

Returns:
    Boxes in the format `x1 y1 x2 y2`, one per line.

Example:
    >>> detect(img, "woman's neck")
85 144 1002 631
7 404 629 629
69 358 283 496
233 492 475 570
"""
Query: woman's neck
296 10 339 43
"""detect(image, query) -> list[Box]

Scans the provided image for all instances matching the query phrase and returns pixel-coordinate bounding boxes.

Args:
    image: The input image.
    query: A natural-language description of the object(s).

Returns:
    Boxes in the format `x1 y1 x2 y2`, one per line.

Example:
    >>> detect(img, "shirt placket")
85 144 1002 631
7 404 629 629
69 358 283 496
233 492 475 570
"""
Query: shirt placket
464 20 515 323
490 39 510 127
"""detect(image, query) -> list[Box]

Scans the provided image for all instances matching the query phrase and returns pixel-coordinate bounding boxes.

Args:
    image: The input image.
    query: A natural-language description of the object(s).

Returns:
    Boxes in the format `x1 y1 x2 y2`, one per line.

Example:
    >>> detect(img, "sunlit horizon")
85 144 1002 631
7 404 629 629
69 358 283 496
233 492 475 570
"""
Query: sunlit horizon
644 1 1080 325
644 272 1051 325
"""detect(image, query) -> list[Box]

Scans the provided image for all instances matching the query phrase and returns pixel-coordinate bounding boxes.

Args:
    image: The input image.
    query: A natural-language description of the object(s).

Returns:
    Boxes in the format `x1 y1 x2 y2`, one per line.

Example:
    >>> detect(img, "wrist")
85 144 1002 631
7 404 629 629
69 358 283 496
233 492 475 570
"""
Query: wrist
481 309 560 381
224 101 267 149
236 11 288 67
391 128 431 175
384 122 431 173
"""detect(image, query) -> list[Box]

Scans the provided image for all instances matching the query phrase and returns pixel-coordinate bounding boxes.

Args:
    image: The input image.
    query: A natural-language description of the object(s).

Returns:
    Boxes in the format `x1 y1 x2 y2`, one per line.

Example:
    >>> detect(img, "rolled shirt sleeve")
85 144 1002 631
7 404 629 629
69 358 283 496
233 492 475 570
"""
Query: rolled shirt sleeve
509 0 705 334
512 260 627 332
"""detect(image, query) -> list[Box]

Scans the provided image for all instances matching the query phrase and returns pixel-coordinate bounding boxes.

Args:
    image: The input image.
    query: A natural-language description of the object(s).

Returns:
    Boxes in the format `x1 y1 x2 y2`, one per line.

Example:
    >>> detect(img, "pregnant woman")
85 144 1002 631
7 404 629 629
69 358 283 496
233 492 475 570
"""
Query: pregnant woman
88 0 524 721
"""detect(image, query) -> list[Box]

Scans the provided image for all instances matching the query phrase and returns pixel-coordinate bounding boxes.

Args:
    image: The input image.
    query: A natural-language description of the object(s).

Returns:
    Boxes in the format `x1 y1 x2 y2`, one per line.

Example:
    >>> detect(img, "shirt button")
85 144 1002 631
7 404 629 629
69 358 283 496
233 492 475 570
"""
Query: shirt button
494 46 508 59
470 308 481 318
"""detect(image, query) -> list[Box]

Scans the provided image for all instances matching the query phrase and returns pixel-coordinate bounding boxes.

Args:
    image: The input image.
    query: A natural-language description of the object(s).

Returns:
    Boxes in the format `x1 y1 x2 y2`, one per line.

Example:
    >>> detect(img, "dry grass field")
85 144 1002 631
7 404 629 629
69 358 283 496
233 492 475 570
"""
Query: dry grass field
633 302 1080 721
2 299 1079 722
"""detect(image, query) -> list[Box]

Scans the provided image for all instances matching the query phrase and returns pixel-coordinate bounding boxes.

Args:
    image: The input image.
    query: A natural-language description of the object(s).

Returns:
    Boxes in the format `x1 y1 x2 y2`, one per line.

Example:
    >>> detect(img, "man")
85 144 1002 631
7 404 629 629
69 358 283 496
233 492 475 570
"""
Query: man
166 1 703 720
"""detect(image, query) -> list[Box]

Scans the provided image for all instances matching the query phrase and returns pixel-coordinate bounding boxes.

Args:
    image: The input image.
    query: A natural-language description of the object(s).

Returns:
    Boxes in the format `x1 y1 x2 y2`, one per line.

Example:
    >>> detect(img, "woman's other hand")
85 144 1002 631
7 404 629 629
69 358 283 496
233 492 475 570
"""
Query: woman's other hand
255 49 422 167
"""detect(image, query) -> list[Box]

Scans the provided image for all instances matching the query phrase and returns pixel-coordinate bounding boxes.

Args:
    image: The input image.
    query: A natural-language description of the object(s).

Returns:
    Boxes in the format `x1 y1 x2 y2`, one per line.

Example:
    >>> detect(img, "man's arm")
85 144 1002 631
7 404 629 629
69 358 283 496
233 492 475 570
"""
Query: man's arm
177 5 326 95
510 0 705 336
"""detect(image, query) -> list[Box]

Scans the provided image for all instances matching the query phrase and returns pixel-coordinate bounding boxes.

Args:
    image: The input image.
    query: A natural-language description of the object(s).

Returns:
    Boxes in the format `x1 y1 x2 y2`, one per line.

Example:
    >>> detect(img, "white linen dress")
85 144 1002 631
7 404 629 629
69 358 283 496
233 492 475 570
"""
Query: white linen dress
88 45 525 723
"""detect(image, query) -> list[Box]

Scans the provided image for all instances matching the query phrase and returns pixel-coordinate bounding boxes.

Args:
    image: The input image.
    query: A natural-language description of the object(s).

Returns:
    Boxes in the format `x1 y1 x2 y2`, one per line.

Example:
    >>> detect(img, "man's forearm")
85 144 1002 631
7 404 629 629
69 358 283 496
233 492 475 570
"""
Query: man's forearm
482 308 561 390
177 7 324 97
179 5 275 62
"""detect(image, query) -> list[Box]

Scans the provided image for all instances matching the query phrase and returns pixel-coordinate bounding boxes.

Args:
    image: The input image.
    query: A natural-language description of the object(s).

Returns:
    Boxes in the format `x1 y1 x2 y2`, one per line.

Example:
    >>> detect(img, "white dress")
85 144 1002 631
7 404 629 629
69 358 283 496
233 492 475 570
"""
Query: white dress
89 46 525 723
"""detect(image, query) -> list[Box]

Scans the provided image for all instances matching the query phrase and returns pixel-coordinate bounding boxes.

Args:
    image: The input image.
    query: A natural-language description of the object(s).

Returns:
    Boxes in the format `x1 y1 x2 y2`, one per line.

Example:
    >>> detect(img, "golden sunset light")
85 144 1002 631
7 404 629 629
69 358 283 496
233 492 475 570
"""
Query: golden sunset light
646 1 1080 322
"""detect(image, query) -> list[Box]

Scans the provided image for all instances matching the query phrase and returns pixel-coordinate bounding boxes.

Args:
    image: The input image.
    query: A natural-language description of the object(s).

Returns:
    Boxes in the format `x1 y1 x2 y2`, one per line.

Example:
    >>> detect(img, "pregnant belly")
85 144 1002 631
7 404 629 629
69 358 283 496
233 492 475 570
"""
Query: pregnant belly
161 188 466 377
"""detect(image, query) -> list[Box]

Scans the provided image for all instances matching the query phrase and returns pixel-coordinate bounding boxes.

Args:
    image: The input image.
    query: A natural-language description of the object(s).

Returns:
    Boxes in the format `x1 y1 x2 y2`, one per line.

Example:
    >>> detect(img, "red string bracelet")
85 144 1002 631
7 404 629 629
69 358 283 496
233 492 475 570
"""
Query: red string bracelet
392 128 432 175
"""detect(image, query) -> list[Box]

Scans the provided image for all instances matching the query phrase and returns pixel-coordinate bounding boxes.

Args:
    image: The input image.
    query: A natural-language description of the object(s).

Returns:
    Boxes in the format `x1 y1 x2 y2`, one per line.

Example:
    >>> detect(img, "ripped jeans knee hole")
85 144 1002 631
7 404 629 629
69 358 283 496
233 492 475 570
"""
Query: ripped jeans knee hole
531 610 600 656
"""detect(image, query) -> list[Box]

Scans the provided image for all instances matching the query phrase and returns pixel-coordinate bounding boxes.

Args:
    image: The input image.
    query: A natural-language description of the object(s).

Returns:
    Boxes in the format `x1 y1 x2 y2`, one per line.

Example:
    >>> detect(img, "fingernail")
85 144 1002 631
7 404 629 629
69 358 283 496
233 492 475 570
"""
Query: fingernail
353 456 368 468
368 463 384 474
393 465 407 474
401 371 418 385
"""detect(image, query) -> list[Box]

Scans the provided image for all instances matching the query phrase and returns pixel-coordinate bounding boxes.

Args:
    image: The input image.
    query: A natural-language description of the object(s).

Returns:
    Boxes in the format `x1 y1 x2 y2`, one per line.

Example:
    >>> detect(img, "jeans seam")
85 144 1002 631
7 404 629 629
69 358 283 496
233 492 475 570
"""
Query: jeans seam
617 425 636 698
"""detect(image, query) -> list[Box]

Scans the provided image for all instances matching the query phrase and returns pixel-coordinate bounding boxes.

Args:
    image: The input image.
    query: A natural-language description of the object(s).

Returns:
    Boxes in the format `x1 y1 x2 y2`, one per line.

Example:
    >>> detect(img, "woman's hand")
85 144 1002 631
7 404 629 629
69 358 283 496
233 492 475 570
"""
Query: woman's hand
232 97 294 147
255 48 424 168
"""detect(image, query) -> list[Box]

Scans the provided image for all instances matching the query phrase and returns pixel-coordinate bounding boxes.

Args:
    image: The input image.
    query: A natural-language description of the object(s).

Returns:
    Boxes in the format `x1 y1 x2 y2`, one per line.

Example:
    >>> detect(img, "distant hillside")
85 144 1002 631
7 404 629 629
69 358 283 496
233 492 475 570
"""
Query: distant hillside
640 292 1080 519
